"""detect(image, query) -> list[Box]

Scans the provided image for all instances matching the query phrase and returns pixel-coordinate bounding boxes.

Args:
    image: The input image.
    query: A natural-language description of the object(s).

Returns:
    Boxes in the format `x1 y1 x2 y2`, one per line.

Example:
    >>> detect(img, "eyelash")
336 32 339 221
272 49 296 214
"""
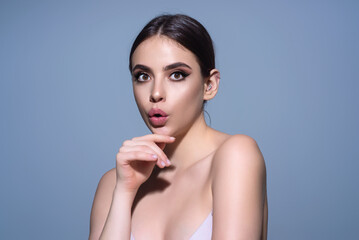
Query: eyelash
169 71 189 81
133 71 189 82
133 72 150 82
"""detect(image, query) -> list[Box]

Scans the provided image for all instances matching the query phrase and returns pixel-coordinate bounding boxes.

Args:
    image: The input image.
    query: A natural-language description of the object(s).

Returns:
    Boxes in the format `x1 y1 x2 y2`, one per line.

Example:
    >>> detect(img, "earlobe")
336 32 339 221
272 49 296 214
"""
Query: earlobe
203 69 220 101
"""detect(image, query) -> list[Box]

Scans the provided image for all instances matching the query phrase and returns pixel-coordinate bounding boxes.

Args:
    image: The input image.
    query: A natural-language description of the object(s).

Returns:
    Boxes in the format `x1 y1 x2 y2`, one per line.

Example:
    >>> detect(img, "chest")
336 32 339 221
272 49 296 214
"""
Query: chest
130 157 213 239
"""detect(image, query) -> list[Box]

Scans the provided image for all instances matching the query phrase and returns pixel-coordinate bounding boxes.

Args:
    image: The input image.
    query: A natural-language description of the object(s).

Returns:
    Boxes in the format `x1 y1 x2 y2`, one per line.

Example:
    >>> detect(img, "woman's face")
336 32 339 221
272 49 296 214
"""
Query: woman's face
131 36 205 137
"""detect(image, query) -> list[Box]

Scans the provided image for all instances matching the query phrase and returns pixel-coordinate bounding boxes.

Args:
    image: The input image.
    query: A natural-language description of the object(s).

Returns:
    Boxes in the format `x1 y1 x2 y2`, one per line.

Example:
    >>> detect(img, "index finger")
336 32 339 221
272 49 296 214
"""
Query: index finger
132 134 176 143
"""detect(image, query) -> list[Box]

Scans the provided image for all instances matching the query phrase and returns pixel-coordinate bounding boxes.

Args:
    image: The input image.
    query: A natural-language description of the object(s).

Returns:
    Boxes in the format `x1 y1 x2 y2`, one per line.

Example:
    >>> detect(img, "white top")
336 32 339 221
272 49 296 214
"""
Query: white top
130 211 213 240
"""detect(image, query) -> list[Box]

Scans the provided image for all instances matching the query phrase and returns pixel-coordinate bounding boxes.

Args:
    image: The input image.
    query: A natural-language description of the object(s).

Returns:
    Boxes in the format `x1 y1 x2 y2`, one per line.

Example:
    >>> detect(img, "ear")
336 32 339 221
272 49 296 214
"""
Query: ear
203 69 220 101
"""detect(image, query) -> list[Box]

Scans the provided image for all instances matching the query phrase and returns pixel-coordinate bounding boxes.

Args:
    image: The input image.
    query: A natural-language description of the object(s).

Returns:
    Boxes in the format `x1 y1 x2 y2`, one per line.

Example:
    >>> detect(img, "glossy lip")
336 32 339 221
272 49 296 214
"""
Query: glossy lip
148 108 168 117
148 108 168 126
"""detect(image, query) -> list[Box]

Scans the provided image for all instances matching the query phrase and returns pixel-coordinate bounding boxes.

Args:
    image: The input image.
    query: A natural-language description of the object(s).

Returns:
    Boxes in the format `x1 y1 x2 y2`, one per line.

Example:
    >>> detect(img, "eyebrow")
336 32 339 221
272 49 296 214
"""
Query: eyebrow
163 62 192 71
131 64 152 74
131 62 192 74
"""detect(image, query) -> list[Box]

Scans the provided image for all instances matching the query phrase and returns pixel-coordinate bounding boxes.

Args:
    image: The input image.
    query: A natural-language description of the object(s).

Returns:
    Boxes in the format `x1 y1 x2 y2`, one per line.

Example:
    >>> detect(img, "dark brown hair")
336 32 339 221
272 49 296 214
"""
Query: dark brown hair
129 14 215 77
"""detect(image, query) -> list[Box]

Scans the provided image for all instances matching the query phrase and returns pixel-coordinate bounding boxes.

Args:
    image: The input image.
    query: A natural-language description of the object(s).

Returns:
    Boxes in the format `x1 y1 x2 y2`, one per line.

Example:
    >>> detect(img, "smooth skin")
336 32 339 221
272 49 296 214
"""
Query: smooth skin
89 35 268 240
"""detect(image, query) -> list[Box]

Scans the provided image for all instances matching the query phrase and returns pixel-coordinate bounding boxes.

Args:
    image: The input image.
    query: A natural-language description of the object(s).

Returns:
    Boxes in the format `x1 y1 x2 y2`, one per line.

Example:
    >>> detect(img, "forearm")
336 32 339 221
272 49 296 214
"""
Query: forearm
99 187 136 240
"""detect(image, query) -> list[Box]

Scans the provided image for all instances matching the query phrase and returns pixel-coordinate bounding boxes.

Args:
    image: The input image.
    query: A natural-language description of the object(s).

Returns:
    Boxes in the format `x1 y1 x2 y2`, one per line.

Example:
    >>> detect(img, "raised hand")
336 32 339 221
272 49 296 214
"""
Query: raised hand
115 134 175 193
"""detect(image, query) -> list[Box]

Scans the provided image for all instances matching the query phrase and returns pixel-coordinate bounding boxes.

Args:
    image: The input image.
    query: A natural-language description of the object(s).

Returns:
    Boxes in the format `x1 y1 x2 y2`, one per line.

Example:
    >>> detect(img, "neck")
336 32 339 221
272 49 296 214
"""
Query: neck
163 112 214 170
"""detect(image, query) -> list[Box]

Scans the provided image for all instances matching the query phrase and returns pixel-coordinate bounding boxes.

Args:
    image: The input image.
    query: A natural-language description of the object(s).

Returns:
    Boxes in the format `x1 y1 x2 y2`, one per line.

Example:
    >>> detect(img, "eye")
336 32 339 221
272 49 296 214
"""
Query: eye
169 71 189 81
134 72 151 82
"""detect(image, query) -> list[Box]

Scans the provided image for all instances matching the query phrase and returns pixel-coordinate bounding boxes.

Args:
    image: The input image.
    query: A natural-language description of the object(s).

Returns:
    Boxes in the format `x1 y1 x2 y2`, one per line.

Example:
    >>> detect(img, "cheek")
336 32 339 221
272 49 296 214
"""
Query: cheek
133 86 146 105
171 81 203 109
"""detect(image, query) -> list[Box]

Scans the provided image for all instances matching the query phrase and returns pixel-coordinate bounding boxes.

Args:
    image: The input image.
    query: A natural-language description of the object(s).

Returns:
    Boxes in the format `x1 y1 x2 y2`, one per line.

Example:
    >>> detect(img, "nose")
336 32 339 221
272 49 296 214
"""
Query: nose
150 79 165 103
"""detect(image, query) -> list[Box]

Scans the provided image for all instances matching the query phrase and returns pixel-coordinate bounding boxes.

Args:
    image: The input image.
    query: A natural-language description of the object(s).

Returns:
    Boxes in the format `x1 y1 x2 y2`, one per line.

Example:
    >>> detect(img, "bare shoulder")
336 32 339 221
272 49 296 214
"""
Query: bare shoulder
210 134 267 238
96 168 117 191
92 168 117 202
211 134 266 188
212 134 265 173
89 168 116 240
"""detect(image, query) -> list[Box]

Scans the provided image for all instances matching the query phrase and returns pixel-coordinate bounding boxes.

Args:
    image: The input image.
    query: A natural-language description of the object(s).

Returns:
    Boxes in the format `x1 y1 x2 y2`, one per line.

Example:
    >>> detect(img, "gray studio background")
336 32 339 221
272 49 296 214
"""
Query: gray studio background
1 0 358 239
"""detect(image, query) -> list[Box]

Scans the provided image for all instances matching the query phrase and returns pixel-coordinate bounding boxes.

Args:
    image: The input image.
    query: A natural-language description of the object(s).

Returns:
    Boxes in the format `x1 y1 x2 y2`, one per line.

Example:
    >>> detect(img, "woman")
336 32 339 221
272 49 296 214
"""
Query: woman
89 14 268 240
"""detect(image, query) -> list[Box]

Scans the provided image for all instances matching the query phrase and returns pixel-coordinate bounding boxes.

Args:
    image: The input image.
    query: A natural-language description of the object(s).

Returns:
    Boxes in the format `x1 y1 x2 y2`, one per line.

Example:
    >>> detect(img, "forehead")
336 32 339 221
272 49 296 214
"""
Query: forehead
131 36 200 71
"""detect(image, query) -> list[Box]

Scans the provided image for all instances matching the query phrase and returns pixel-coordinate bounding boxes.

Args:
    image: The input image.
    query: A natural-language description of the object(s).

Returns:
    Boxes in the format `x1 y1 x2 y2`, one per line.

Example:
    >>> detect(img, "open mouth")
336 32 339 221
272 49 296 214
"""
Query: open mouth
148 108 168 126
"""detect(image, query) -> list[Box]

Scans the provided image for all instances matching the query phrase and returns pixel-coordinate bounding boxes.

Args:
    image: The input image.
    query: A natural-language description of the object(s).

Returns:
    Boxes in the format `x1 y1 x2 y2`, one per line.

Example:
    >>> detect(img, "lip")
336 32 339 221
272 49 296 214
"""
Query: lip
149 108 168 117
148 108 168 126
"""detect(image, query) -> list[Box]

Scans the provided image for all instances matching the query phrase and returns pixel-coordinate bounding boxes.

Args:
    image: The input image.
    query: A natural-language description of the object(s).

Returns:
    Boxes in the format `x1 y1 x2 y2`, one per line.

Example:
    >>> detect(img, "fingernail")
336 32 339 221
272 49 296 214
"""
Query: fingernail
170 137 175 140
161 161 166 167
166 159 171 165
152 154 158 159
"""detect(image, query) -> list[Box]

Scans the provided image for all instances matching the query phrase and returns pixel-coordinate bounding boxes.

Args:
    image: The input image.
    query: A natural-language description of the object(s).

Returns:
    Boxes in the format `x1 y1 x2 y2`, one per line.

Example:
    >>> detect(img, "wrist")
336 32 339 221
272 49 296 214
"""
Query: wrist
114 184 138 198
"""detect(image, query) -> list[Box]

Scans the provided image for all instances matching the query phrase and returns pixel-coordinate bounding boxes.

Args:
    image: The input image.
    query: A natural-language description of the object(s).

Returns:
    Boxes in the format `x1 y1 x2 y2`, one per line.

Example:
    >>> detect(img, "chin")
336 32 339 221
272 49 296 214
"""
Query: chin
149 126 172 136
